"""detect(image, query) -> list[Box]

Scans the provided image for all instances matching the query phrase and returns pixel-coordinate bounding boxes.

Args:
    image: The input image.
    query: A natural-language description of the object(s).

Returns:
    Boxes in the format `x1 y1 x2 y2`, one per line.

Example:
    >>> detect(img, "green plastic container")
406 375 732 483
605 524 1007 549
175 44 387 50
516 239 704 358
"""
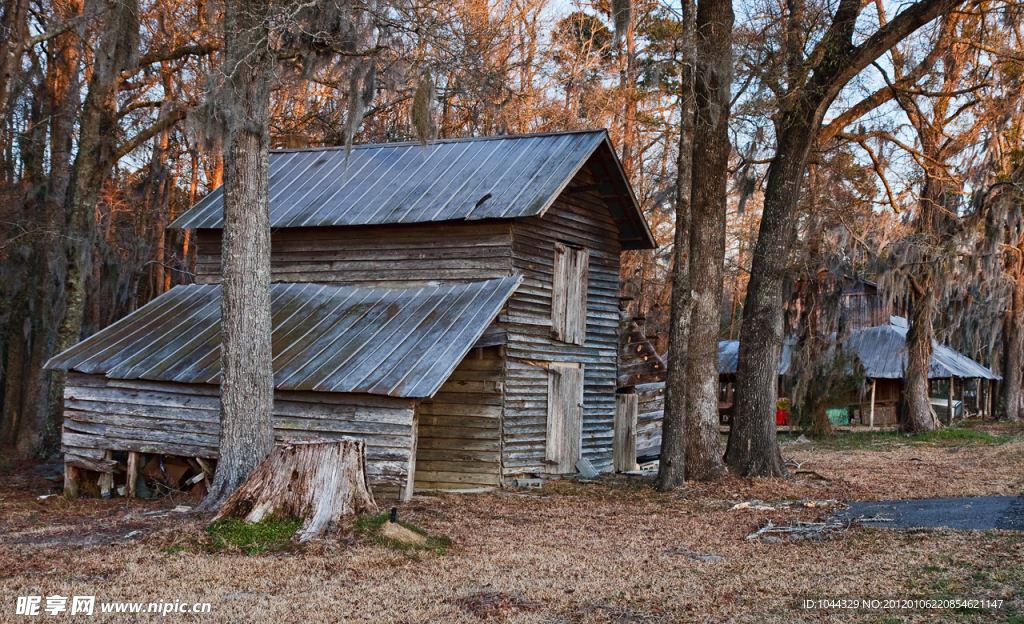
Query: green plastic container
826 407 849 425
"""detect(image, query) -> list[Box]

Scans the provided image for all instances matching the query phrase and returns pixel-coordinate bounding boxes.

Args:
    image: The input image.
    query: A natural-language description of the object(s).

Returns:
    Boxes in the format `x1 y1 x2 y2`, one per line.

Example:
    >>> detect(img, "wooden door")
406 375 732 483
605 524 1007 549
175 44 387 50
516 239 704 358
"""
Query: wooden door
545 363 585 474
551 243 589 345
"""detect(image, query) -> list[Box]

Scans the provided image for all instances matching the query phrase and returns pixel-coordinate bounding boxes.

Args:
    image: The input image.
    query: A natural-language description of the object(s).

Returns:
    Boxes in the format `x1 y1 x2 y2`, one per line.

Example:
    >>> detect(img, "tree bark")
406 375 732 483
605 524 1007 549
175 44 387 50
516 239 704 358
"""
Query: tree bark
1 314 26 445
654 0 696 492
199 0 276 510
31 0 140 456
14 0 82 457
213 439 378 542
54 0 139 357
725 125 812 477
1000 274 1024 421
727 0 963 475
683 0 732 481
904 281 939 431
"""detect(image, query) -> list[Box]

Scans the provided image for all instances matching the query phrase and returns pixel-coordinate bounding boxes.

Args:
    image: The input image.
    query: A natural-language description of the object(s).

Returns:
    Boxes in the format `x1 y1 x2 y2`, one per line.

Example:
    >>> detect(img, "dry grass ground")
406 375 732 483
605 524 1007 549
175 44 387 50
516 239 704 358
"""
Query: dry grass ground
1 422 1022 623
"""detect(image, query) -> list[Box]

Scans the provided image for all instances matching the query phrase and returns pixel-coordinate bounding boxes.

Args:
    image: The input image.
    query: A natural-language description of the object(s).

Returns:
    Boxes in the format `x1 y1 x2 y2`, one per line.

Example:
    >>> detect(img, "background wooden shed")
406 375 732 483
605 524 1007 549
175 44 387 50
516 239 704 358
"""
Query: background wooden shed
714 317 1001 428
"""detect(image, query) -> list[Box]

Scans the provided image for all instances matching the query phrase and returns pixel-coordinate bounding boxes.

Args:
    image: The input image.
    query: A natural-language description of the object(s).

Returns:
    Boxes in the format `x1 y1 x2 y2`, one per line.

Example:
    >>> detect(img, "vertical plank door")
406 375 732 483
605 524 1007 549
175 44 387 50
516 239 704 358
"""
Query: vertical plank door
613 393 638 472
551 243 589 345
545 363 585 473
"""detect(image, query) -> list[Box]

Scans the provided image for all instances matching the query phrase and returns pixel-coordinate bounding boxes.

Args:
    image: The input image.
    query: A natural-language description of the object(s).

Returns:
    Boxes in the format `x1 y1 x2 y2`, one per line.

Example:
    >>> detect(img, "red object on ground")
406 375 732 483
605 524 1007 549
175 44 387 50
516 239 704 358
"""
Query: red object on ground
776 409 789 426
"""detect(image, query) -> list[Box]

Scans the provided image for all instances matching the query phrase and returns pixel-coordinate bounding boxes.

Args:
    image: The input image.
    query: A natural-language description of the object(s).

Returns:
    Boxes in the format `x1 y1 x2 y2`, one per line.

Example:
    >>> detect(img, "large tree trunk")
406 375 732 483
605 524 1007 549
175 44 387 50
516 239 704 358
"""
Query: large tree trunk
30 0 139 457
54 0 139 354
14 0 82 456
654 0 696 492
725 123 814 477
904 281 939 431
199 0 276 510
1000 274 1024 422
683 0 732 481
725 0 964 476
213 439 378 543
1 313 26 445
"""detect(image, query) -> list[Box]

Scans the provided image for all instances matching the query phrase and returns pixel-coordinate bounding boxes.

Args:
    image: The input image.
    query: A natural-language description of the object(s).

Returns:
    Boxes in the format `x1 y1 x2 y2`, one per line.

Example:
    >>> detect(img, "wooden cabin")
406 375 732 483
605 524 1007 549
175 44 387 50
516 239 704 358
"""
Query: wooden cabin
47 130 657 499
786 272 894 334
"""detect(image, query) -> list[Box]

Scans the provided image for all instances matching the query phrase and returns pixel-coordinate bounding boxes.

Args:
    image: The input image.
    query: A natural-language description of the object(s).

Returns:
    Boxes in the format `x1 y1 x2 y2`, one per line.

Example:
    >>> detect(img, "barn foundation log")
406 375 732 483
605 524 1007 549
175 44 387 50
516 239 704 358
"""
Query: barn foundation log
63 464 79 499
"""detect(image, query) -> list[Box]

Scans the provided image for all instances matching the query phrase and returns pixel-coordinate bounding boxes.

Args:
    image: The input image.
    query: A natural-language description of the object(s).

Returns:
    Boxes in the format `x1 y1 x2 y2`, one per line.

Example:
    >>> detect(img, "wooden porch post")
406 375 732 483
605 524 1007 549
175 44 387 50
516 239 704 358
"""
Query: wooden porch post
64 463 79 499
869 379 876 428
126 451 140 499
98 451 114 497
947 376 954 423
983 377 991 420
402 407 419 502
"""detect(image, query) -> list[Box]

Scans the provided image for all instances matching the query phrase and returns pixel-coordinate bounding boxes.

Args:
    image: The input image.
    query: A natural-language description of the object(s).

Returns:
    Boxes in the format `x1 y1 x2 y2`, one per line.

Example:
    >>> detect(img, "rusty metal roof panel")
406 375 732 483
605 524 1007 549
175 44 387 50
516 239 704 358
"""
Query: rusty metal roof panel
168 130 656 250
47 278 521 398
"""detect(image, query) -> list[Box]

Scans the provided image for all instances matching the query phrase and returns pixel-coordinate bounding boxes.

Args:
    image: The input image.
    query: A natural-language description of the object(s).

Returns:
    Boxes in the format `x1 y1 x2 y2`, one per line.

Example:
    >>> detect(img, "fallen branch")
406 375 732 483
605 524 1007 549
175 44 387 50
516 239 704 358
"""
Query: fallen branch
859 514 895 523
746 518 853 540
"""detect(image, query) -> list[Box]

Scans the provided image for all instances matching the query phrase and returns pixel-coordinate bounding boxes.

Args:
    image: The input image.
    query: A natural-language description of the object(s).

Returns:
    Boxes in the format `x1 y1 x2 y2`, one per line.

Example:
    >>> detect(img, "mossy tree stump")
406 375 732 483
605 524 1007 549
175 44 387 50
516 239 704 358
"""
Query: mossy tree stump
212 438 378 542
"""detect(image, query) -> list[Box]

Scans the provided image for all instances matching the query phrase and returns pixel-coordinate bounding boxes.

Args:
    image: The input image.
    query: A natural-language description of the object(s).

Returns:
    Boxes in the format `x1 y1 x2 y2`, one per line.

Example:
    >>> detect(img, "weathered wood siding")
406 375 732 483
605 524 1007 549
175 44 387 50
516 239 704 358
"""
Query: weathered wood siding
414 346 504 491
61 373 418 499
503 164 622 476
634 381 665 457
193 221 513 288
613 392 638 471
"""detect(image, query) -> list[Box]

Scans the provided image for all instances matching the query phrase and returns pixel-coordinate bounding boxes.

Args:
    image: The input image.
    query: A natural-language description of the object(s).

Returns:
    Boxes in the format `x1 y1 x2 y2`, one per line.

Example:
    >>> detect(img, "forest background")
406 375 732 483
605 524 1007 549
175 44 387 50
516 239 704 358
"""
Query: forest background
0 0 1022 467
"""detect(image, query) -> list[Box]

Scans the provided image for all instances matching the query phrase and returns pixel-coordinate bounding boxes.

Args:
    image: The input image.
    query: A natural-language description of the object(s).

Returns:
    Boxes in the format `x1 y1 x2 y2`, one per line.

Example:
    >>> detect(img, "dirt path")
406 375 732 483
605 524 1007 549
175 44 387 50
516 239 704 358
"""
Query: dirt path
837 495 1024 530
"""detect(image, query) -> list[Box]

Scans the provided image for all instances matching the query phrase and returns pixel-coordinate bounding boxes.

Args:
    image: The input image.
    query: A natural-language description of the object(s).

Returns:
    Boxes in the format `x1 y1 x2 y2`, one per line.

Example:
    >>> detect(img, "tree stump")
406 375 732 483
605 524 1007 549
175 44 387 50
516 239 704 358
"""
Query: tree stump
212 438 378 542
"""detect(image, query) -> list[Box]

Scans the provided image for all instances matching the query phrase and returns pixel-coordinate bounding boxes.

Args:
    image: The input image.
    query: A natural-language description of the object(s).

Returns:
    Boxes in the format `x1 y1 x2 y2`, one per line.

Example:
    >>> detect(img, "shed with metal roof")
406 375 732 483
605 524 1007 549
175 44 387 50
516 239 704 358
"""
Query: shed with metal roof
48 130 656 498
49 279 520 500
715 318 999 426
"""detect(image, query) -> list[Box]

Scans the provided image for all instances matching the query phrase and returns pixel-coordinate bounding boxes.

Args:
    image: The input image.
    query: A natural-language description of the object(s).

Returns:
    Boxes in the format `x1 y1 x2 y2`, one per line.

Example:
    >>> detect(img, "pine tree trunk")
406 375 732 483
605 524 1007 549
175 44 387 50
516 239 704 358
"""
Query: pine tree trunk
199 0 276 510
683 0 732 481
654 0 696 492
213 439 378 543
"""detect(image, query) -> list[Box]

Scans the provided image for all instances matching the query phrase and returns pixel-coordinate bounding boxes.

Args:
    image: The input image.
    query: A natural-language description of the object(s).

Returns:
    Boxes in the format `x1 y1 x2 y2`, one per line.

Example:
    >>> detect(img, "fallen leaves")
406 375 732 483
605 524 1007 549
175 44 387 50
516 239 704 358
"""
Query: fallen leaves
452 590 539 619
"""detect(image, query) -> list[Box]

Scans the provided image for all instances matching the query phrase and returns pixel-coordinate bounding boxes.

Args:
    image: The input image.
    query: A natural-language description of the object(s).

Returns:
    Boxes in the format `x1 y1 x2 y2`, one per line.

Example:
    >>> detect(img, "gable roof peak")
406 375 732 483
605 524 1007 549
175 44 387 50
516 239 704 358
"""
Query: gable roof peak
170 129 655 250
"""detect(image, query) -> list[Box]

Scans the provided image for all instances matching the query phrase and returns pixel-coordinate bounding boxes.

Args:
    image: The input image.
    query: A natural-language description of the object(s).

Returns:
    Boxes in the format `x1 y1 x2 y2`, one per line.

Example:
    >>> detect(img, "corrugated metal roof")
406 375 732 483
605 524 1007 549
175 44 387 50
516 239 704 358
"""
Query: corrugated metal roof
47 278 521 398
168 130 656 250
718 322 999 380
844 323 1000 380
718 339 793 375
